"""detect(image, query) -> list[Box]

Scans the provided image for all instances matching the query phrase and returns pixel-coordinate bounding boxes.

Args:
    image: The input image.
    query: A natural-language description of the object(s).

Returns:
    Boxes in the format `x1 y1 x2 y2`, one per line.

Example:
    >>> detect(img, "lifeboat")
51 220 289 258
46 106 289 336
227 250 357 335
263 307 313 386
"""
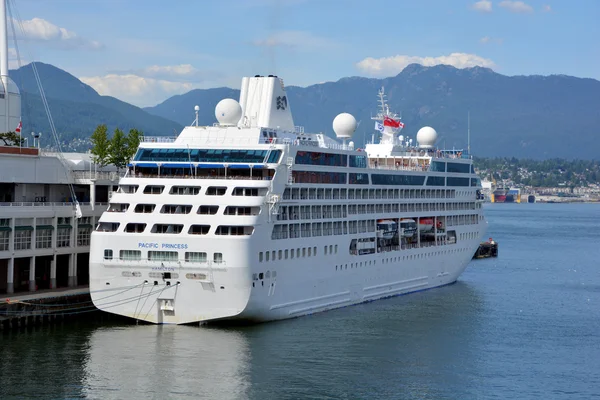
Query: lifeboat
400 219 417 238
418 217 434 232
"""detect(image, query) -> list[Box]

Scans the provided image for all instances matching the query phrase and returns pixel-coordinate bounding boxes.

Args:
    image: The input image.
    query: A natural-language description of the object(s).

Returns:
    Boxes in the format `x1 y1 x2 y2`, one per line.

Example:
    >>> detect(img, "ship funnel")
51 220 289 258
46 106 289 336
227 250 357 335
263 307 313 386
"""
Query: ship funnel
238 75 295 131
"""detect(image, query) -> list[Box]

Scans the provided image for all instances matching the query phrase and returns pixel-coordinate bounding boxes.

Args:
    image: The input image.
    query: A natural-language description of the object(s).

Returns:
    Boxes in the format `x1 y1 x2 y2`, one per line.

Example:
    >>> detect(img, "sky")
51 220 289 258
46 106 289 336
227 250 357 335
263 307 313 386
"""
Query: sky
7 0 600 107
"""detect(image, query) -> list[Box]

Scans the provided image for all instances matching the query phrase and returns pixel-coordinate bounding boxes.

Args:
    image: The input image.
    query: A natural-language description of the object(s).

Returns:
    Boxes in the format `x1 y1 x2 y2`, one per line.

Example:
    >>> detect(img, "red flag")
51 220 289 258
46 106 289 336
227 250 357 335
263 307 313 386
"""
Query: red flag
383 116 401 128
15 120 22 133
398 121 405 128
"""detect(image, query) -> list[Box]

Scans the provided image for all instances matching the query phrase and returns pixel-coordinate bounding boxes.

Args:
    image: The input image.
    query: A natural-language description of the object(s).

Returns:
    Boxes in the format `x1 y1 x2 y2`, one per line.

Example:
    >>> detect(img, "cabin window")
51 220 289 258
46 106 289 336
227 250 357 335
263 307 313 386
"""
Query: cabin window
151 224 184 234
124 223 146 233
188 225 210 235
104 249 113 260
160 205 192 214
134 204 156 213
119 250 141 261
170 186 201 195
206 186 227 196
185 252 207 263
96 222 120 232
148 251 178 261
143 185 164 194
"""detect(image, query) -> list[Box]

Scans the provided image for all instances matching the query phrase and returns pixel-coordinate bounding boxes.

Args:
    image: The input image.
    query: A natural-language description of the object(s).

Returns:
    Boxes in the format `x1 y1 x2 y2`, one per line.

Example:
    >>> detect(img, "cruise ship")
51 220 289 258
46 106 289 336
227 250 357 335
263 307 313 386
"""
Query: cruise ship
89 76 487 324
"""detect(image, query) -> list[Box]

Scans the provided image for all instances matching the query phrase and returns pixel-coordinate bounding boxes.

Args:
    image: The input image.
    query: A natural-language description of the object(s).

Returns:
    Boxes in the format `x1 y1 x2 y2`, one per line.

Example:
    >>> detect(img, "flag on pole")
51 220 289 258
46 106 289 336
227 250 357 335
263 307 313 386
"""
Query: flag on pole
398 121 405 129
383 116 401 128
374 121 384 132
15 120 22 133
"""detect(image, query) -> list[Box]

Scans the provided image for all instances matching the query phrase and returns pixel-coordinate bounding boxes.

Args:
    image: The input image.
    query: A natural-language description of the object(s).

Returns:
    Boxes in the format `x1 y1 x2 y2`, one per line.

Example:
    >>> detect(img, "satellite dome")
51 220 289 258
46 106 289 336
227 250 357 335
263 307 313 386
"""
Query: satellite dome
215 98 242 125
332 113 357 139
416 126 438 148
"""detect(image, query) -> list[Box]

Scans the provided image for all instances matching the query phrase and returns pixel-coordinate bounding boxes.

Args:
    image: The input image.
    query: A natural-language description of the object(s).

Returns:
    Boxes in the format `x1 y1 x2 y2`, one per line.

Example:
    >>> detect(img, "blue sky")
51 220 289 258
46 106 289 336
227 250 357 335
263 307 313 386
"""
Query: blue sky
9 0 599 107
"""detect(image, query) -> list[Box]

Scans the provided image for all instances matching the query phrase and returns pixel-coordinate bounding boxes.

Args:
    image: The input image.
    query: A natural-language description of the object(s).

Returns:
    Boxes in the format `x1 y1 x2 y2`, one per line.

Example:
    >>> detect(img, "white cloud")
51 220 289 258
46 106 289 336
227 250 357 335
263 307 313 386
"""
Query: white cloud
252 30 337 51
116 64 207 82
471 0 492 12
355 53 496 77
499 1 534 13
80 74 194 107
12 17 103 50
542 4 552 12
479 36 503 45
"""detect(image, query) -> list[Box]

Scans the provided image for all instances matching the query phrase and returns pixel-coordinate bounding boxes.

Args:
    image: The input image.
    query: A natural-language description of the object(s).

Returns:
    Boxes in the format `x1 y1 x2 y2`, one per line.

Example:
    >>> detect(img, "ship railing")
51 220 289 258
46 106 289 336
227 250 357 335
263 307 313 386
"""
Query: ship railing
123 172 273 181
368 164 429 172
0 202 108 208
71 171 124 181
140 136 177 143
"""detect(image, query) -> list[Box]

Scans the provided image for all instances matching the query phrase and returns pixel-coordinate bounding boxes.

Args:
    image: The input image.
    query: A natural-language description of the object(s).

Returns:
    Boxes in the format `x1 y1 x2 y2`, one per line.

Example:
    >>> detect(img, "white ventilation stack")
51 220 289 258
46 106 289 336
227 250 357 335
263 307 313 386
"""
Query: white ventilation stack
238 75 295 131
0 0 20 134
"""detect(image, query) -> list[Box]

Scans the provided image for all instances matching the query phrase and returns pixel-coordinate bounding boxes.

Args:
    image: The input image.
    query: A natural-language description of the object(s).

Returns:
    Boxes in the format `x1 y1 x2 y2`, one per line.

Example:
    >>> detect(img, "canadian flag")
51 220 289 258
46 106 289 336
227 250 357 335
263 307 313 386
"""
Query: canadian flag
15 120 22 133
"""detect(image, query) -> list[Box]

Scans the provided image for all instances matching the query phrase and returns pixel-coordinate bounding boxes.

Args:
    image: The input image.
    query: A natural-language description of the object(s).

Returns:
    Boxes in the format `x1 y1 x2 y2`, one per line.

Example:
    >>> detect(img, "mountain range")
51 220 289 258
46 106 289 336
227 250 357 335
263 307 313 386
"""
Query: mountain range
11 62 600 159
10 62 182 150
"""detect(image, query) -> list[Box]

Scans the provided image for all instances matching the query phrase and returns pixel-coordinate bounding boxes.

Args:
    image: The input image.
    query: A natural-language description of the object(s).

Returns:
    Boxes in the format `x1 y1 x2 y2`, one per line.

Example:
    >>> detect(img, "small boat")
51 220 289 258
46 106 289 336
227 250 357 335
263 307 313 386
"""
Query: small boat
418 217 434 232
400 219 417 237
376 219 397 240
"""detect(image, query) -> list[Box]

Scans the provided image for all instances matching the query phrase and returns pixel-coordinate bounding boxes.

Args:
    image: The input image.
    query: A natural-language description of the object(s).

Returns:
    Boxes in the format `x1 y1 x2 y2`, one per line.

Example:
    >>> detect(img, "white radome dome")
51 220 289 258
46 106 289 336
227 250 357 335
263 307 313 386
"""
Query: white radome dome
416 126 438 148
332 113 357 139
215 98 242 125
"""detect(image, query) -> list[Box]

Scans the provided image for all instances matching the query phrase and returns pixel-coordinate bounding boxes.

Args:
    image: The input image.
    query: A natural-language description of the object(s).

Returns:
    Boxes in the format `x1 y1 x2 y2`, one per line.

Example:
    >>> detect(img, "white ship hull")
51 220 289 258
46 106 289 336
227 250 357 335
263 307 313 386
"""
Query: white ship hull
89 75 487 325
90 202 484 324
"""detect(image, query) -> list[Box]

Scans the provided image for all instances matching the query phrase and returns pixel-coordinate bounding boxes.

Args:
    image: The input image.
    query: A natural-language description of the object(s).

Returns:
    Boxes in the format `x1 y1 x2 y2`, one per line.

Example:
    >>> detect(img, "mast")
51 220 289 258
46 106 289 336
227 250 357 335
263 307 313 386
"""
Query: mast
467 110 471 155
0 0 9 133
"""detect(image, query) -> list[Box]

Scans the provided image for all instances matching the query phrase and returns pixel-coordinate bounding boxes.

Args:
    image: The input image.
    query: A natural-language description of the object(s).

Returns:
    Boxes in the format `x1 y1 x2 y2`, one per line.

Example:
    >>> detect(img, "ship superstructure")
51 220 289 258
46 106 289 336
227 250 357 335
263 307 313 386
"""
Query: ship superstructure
89 76 487 324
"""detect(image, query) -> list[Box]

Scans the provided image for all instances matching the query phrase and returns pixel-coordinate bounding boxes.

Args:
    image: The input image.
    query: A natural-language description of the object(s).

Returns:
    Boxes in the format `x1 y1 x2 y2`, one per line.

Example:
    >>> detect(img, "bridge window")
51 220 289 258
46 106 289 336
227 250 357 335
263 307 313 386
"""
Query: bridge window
349 155 367 168
426 176 445 186
134 148 270 163
118 185 138 194
430 161 446 172
185 252 207 263
148 251 178 262
447 177 470 187
120 250 141 261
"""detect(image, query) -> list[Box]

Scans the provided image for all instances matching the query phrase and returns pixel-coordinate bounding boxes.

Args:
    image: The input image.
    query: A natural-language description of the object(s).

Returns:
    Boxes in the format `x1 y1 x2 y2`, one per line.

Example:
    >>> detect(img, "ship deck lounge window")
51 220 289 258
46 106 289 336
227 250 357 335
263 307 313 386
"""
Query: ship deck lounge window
151 224 184 234
430 161 446 172
134 148 270 163
96 222 120 232
426 176 446 186
447 177 470 187
349 155 367 168
295 151 347 167
170 186 201 195
371 174 425 186
125 223 146 233
148 251 178 261
189 225 210 235
143 185 164 194
447 162 471 173
120 250 141 261
134 204 156 213
349 173 370 184
215 226 254 235
185 252 207 263
161 205 192 214
292 171 346 184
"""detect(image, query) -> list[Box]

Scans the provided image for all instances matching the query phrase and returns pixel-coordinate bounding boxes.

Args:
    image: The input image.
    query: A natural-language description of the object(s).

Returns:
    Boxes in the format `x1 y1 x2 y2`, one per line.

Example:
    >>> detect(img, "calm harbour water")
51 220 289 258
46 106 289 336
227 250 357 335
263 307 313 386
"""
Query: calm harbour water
1 203 599 400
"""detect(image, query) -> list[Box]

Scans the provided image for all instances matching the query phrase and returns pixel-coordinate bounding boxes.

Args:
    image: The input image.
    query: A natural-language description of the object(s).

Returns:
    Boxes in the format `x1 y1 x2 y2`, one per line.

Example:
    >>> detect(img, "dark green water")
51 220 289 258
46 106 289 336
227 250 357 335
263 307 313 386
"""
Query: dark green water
1 203 599 399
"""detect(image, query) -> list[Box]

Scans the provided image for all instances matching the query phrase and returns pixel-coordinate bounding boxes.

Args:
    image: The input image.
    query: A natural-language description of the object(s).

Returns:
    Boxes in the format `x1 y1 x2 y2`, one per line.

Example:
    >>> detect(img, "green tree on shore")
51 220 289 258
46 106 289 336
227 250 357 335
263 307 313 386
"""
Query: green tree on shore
126 128 143 161
109 128 128 170
90 124 110 168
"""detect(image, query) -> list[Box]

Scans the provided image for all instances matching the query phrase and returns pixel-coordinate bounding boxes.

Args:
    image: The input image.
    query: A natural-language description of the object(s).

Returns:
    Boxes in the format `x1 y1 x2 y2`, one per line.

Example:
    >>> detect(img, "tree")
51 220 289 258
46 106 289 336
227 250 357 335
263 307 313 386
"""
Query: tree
0 131 25 146
90 124 110 168
126 128 143 161
109 128 128 170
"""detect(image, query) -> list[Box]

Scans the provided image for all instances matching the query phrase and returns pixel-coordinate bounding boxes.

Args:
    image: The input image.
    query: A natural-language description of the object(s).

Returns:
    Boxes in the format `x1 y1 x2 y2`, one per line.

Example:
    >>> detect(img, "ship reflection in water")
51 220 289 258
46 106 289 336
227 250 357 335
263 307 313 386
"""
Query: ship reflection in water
0 282 484 399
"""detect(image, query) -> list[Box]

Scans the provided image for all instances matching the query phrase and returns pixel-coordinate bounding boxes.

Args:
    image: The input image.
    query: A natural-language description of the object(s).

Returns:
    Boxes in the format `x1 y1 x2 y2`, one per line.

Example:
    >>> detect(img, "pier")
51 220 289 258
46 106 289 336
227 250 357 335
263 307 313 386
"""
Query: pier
0 287 97 331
